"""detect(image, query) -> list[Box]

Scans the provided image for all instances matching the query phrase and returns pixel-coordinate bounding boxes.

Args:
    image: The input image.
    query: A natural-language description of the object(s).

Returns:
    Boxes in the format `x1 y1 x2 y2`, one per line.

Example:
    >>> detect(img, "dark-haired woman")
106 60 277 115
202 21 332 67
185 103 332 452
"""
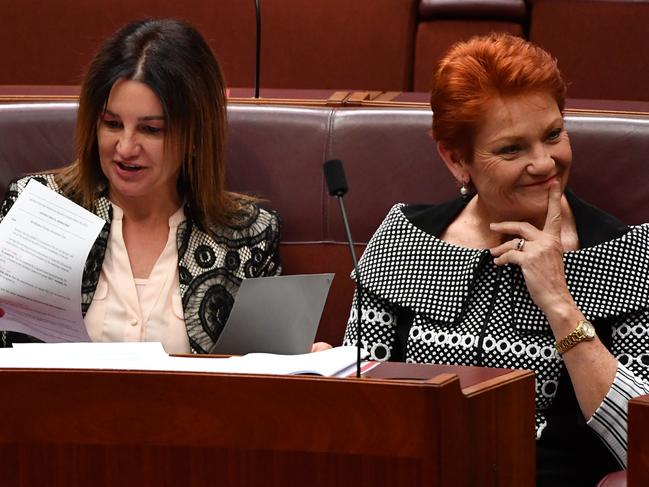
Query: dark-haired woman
0 19 280 353
343 34 649 485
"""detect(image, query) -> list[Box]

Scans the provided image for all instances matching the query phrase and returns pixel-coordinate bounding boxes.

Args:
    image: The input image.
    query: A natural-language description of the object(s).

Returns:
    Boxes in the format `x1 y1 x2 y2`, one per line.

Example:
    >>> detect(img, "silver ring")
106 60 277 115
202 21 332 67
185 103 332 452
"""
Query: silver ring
516 238 526 251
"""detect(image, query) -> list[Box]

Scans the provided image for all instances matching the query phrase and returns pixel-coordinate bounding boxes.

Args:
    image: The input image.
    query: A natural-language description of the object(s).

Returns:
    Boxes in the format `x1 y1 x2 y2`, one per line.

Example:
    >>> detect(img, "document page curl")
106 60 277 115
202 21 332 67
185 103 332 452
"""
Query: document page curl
0 179 105 342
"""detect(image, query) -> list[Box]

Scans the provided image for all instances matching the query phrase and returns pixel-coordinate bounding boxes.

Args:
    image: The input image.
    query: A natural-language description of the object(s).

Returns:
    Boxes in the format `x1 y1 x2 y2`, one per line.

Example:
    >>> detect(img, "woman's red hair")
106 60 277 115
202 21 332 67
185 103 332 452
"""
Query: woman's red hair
430 33 567 160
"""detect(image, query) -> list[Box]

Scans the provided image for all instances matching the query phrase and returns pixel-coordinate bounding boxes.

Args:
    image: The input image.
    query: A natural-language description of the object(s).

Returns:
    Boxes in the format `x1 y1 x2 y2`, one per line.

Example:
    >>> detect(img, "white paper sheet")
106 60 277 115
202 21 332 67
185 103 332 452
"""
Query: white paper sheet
0 179 105 342
0 342 366 377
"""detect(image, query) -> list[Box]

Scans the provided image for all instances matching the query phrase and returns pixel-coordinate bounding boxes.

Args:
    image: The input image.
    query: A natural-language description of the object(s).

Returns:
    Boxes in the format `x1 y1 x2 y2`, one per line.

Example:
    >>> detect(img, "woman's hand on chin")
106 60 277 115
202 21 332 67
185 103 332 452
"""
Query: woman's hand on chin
488 181 577 322
311 342 333 353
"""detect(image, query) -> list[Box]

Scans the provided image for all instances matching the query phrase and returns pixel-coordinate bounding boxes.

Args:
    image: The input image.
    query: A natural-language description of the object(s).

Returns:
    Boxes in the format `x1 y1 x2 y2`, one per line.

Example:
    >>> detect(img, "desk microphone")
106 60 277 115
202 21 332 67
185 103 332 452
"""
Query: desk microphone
323 159 364 378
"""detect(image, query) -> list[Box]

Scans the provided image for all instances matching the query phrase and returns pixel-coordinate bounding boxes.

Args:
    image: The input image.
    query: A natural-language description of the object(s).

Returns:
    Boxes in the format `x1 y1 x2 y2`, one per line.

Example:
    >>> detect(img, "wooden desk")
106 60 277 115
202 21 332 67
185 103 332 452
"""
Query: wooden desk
628 393 649 486
0 363 534 486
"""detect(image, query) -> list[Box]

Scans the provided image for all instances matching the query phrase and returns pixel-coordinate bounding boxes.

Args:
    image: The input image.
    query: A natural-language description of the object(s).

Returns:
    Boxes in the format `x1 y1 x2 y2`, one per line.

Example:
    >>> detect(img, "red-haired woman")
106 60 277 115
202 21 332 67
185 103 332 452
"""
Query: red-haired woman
343 33 649 485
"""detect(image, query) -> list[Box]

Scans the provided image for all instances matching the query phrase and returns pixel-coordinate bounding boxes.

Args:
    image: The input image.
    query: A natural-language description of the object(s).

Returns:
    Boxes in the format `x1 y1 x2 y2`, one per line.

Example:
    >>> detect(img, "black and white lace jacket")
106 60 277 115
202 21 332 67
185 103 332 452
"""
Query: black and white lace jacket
343 192 649 485
1 174 281 354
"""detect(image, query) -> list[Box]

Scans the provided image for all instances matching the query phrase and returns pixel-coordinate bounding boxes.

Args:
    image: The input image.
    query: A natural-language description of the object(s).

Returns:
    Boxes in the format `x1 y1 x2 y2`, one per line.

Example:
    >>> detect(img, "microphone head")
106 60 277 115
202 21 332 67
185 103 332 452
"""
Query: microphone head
323 159 348 197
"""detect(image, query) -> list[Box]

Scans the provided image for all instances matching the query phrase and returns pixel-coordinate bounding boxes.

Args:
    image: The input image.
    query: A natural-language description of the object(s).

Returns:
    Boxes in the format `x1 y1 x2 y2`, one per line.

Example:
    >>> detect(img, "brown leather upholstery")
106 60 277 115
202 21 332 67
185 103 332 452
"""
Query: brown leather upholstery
0 0 418 91
2 100 649 344
324 108 454 241
597 470 627 487
413 0 527 91
4 1 649 100
227 105 330 242
413 20 524 92
530 0 649 101
418 0 527 20
253 0 418 91
0 103 76 189
566 112 649 225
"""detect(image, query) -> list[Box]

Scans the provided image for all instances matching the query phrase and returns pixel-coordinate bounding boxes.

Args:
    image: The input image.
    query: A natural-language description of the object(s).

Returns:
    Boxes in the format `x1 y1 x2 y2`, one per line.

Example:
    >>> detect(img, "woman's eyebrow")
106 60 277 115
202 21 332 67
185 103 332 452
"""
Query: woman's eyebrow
140 115 165 121
101 109 164 122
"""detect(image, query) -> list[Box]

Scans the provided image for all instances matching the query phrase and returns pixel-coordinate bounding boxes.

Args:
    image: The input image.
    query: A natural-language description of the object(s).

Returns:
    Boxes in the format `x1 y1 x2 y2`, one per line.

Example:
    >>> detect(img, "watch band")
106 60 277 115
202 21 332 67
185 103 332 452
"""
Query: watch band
555 319 596 355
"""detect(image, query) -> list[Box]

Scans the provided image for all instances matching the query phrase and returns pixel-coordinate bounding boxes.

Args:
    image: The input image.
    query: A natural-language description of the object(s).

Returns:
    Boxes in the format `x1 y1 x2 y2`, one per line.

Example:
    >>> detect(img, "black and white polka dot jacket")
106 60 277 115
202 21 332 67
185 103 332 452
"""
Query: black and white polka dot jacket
1 174 281 354
344 191 649 474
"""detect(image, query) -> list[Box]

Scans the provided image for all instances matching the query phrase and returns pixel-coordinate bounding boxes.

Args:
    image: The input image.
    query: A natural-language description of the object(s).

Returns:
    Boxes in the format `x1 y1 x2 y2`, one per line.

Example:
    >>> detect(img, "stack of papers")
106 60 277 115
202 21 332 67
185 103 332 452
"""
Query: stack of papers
0 342 368 378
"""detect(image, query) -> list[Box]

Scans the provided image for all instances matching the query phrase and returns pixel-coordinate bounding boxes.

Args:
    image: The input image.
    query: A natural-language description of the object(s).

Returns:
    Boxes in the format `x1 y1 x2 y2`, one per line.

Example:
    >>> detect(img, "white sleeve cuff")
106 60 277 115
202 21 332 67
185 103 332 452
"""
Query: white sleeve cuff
587 362 649 468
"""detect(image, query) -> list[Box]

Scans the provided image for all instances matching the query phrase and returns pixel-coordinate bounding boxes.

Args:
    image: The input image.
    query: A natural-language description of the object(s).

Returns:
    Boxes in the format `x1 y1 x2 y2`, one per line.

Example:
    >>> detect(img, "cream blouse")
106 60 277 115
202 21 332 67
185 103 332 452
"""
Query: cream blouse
84 203 190 354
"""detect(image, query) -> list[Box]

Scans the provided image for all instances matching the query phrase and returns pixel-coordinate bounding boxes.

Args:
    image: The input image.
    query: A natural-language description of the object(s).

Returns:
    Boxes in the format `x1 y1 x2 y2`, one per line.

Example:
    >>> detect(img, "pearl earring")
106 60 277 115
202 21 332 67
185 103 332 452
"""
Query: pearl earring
459 181 471 202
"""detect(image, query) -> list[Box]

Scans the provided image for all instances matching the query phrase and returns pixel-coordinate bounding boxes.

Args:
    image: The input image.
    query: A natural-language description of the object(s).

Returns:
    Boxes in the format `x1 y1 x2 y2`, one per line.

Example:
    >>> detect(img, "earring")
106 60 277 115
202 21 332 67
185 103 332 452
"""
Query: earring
459 181 471 202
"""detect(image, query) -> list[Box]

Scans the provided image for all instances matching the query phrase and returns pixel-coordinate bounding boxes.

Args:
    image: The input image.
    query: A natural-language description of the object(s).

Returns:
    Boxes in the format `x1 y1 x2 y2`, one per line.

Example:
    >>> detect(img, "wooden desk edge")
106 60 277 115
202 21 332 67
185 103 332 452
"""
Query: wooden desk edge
462 369 535 397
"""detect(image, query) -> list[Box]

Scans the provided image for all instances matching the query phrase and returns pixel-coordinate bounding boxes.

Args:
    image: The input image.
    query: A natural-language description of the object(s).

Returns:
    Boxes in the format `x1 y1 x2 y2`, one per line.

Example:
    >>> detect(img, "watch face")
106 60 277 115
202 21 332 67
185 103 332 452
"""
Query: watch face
581 321 596 339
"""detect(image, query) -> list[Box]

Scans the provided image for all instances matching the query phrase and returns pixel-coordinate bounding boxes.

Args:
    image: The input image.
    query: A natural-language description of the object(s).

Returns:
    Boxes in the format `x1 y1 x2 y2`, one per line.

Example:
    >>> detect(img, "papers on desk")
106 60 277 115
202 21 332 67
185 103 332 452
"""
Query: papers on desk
0 342 367 378
0 180 104 342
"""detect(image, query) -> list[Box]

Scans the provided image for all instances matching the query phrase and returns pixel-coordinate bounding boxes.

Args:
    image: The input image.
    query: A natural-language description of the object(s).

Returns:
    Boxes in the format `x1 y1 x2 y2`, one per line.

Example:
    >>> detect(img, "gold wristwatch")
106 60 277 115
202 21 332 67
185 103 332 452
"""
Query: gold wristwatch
555 319 596 354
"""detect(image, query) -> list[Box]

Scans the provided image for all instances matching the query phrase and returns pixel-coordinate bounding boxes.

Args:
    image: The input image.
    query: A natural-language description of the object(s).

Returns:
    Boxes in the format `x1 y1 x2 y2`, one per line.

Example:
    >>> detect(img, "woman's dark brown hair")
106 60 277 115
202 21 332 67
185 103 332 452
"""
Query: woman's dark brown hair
57 18 250 228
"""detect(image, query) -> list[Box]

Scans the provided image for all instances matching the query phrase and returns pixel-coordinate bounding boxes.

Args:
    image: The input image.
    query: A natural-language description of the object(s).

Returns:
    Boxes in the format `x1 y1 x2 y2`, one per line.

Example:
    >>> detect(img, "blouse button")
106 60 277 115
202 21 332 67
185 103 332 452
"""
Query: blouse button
130 318 138 327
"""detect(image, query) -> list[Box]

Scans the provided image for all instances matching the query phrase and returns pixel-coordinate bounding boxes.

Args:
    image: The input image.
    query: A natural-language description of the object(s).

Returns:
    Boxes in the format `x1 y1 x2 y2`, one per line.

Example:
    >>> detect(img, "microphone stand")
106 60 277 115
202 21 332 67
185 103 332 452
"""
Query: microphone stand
333 195 363 379
254 0 261 99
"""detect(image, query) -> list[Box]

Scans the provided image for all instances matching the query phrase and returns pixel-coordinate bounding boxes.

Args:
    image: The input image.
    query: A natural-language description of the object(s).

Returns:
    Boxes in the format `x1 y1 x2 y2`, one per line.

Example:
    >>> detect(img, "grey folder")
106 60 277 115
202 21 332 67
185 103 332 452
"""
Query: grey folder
210 273 334 355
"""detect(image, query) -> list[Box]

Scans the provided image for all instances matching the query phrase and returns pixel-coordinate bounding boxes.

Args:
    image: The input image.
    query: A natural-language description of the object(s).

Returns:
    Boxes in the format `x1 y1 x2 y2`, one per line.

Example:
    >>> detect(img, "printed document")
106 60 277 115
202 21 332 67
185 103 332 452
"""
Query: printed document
0 179 104 342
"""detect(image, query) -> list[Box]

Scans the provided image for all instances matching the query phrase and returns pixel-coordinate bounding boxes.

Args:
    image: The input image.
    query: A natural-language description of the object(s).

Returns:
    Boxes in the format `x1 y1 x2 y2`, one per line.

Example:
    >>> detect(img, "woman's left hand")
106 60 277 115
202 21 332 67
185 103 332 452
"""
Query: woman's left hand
489 181 576 322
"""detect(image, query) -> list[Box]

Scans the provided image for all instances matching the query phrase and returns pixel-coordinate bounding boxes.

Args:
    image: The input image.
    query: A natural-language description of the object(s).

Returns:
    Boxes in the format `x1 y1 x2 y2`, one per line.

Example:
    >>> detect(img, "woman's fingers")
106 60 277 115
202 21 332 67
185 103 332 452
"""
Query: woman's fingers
489 220 538 239
490 237 527 257
491 245 526 266
490 183 564 260
491 182 563 239
311 341 332 353
488 184 574 319
0 307 5 318
543 180 563 236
